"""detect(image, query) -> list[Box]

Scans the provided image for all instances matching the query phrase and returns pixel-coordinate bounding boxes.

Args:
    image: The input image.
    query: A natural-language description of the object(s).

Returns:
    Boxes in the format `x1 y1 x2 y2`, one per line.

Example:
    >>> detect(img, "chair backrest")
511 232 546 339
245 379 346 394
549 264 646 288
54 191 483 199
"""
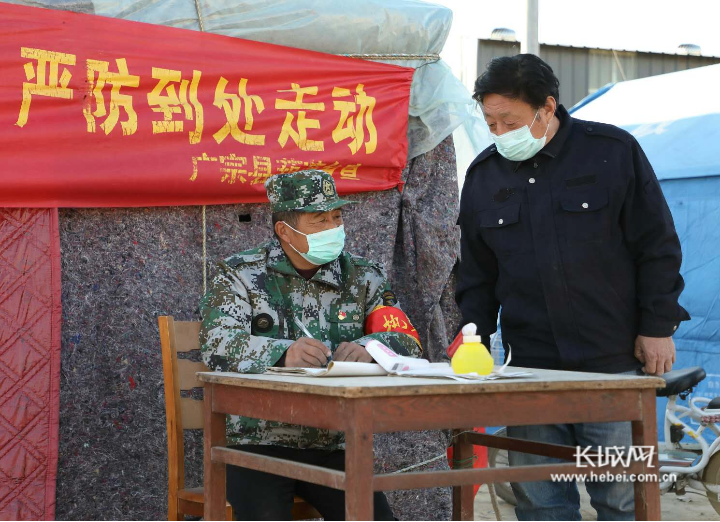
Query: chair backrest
158 316 207 498
159 315 320 521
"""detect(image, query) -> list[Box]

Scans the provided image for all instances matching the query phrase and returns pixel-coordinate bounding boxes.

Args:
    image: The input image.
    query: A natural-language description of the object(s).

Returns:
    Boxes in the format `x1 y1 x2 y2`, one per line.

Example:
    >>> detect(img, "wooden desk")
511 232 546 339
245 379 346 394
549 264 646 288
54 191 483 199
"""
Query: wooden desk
198 368 664 521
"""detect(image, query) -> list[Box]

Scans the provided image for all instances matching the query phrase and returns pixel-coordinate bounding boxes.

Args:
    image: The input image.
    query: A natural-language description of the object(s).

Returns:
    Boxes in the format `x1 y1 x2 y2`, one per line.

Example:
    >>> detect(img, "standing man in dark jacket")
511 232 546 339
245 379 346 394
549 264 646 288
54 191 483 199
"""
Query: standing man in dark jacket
456 54 689 520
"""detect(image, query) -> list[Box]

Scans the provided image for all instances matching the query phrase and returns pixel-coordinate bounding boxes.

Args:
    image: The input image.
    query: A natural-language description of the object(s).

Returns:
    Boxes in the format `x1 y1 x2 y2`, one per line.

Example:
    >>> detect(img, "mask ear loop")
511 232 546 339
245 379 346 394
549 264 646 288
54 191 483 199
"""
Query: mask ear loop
529 109 540 131
542 113 553 139
282 221 307 238
543 97 557 138
281 221 311 259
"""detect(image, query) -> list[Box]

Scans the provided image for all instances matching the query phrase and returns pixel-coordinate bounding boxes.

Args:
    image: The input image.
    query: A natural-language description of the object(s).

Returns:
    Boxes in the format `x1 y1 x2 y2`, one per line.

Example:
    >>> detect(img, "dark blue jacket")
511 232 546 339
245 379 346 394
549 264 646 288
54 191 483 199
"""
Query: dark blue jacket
456 105 690 373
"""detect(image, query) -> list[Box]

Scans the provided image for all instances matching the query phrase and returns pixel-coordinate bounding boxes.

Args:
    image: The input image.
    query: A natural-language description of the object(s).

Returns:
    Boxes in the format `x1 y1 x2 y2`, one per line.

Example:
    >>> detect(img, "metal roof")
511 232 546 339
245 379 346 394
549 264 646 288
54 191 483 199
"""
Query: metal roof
479 38 720 59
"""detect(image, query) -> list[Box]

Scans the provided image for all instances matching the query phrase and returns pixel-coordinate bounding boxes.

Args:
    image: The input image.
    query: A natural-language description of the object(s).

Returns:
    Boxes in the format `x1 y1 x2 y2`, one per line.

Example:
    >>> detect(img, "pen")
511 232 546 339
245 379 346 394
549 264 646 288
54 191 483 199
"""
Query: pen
294 317 333 365
294 316 313 338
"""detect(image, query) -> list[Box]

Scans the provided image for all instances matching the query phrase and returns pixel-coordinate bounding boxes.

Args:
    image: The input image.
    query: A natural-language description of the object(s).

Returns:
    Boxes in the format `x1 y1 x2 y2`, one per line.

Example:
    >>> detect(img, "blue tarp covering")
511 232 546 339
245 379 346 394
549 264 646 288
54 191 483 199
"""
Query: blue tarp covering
571 65 720 442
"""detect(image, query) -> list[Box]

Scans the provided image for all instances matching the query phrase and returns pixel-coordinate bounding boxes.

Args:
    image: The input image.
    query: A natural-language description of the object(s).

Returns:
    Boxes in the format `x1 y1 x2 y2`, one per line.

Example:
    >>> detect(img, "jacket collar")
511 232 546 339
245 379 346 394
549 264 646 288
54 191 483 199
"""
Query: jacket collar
537 104 571 159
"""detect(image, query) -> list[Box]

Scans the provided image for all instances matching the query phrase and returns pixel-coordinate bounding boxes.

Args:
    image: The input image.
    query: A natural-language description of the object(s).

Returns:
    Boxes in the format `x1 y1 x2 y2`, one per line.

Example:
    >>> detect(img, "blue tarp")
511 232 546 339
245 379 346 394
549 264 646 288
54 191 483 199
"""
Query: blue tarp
571 63 720 181
571 65 720 442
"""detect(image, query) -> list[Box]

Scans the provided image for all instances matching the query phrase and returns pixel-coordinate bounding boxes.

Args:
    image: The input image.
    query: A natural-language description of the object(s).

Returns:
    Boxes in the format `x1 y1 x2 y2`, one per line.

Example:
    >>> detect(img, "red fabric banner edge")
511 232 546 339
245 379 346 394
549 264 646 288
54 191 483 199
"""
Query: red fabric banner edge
0 180 406 209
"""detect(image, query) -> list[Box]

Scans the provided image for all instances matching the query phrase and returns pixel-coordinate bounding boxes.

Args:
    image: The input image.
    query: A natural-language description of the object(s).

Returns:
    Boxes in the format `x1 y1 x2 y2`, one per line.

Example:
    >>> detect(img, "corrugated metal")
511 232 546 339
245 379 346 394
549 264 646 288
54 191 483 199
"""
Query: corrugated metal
476 39 720 107
476 39 520 71
542 46 590 108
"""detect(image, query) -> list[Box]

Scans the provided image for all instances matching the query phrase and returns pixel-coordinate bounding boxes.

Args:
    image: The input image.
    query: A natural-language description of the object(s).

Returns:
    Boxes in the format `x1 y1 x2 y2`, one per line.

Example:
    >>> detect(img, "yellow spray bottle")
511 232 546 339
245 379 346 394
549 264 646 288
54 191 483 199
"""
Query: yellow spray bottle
451 323 494 375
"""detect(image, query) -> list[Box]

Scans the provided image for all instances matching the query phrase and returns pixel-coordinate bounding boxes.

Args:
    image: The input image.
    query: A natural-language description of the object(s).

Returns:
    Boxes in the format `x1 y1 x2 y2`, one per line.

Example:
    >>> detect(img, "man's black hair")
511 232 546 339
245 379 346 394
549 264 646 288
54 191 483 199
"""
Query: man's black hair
473 54 560 109
271 211 301 238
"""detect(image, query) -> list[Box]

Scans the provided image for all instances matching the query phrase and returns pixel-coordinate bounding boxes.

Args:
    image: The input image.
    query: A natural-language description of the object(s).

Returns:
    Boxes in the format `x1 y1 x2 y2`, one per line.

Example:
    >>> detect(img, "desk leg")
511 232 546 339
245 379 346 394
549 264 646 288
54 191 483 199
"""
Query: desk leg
632 388 661 521
452 429 475 521
204 383 228 521
345 399 374 521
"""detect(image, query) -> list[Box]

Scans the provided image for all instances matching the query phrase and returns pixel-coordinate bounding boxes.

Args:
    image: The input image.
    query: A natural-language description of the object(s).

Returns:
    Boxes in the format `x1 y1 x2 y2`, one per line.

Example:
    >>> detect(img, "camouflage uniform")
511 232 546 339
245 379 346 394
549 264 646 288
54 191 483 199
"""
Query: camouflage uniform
200 170 421 449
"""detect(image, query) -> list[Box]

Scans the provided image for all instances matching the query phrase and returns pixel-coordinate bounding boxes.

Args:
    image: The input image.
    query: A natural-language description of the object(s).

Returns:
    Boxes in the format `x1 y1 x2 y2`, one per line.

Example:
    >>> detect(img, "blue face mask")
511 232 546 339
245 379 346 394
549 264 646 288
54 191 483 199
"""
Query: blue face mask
491 108 553 162
283 222 346 266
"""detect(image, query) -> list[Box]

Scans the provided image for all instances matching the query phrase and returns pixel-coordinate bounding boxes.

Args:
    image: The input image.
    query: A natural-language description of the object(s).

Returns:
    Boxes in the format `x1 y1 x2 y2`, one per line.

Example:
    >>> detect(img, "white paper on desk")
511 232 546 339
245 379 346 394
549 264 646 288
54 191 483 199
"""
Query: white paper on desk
365 339 430 372
390 366 533 381
265 361 387 377
389 343 533 381
264 344 533 380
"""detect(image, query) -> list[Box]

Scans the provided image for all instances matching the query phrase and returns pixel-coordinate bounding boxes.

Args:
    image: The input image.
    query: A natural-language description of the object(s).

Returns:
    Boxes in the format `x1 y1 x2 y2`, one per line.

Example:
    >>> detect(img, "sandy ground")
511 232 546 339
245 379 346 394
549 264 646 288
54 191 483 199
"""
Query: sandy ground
474 483 720 521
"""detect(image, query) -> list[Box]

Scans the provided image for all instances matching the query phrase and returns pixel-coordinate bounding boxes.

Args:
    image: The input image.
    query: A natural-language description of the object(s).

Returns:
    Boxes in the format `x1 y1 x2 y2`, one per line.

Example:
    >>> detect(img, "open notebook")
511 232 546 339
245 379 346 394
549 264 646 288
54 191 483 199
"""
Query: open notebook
265 340 533 381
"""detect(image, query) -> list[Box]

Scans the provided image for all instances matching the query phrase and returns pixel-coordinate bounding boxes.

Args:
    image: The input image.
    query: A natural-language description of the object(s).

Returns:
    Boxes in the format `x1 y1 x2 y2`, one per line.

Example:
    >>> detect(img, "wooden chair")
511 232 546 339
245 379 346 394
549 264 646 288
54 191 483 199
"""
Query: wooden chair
158 316 321 521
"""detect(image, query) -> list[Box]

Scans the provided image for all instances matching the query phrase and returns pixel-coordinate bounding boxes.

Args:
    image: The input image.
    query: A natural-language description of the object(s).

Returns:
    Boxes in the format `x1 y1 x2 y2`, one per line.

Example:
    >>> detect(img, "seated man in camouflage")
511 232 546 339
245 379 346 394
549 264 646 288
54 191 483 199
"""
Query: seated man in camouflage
200 169 422 521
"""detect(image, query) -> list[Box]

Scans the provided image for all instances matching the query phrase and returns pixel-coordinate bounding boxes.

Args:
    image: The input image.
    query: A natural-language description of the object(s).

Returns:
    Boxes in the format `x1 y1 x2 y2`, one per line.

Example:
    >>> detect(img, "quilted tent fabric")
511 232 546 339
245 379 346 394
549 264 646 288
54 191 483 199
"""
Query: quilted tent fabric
0 209 61 521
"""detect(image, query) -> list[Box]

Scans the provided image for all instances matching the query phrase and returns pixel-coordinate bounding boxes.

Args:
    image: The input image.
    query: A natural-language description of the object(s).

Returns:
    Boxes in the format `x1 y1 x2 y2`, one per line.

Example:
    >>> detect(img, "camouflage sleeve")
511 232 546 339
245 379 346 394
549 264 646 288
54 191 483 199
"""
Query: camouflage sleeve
200 264 292 374
352 267 423 358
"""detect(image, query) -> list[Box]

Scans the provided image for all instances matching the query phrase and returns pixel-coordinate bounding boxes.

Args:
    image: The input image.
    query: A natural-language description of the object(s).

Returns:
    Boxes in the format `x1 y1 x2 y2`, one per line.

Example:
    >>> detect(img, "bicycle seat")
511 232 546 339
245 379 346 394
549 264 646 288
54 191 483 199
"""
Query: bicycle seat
708 396 720 410
656 366 706 397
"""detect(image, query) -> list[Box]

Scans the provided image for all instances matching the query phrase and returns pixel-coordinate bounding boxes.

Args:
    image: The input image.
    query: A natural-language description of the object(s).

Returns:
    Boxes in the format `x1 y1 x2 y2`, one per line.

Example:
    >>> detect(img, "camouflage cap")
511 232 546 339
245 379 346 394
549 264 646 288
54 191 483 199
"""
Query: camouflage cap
264 170 355 213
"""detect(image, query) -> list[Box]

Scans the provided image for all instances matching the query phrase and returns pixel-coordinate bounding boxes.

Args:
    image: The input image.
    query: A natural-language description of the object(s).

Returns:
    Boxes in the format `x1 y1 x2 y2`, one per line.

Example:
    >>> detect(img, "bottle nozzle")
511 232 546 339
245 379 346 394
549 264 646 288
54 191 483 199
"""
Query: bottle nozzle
461 323 481 344
461 323 477 336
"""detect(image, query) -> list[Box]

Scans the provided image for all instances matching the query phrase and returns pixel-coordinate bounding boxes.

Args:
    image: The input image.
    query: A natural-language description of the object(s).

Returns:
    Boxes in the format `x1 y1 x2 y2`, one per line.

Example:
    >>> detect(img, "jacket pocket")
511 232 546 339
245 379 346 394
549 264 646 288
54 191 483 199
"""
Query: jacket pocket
328 303 364 344
560 188 611 243
478 203 531 256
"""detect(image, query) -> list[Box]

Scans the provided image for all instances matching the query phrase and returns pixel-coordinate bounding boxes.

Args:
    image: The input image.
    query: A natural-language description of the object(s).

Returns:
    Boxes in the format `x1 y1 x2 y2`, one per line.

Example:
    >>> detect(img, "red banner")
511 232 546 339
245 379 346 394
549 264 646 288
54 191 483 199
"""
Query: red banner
0 3 414 208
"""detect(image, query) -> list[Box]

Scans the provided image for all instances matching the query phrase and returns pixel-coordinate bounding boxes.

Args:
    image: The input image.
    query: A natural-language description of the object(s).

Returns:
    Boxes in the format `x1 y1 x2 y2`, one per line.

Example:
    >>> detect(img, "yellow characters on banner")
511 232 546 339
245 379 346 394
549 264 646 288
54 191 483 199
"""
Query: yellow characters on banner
212 77 266 146
14 46 382 187
84 58 140 136
17 47 75 128
147 68 203 144
15 47 379 156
